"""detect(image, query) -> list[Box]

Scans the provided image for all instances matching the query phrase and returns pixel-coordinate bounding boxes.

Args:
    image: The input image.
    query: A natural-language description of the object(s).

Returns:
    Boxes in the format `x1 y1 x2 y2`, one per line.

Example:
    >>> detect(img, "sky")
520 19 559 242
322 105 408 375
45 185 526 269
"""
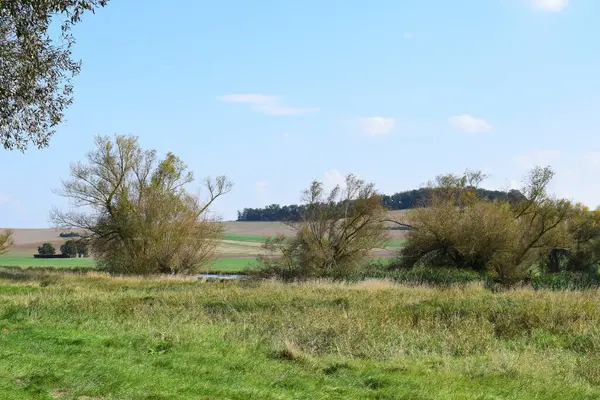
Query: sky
1 0 600 227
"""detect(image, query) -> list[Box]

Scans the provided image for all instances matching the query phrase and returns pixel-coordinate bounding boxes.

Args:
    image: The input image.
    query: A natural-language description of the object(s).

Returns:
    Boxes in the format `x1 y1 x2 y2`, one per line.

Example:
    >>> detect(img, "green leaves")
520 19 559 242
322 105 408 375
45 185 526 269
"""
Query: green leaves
0 0 109 151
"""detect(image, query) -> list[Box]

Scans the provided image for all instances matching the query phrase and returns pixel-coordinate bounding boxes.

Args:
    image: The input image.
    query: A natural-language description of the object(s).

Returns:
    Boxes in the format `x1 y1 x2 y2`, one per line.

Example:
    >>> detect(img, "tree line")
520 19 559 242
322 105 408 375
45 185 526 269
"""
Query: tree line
237 187 527 222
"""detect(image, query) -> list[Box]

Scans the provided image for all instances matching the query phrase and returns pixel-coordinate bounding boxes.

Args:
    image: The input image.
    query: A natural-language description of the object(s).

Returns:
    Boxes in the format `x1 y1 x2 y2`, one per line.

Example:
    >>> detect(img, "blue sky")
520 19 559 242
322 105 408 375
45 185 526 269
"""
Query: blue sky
1 0 599 227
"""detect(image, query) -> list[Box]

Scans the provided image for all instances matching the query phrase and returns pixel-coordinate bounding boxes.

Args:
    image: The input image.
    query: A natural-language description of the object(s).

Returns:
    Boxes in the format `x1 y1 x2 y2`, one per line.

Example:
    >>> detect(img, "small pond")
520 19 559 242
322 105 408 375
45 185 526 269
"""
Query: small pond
198 273 248 280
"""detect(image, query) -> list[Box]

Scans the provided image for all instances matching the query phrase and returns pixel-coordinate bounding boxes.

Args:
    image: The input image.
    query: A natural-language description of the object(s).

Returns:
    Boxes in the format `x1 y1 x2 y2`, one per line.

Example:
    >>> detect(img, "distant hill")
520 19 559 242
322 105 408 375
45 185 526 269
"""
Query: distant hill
237 187 526 222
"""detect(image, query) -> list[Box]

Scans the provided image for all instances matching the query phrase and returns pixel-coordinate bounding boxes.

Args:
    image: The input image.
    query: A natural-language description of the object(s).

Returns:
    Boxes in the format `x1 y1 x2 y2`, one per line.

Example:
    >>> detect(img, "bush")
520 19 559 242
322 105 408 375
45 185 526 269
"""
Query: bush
256 174 389 281
531 271 600 291
33 254 70 259
59 232 81 238
37 243 56 256
347 259 483 286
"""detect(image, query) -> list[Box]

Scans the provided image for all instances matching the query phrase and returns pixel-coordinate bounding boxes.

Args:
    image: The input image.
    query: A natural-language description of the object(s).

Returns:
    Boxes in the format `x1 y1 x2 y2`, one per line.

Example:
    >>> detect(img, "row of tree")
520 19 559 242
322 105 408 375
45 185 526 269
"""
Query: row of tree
236 188 526 222
36 240 89 258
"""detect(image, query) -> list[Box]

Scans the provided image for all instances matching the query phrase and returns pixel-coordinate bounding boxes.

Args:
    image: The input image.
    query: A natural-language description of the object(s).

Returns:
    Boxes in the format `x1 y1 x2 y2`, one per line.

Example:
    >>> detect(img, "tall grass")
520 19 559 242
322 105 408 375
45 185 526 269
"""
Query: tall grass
1 270 600 398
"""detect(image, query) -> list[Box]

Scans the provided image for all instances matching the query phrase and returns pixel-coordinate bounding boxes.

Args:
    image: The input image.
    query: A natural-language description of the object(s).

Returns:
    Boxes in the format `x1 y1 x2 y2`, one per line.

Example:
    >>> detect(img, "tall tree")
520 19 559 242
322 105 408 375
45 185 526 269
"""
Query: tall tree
0 0 108 151
52 134 233 275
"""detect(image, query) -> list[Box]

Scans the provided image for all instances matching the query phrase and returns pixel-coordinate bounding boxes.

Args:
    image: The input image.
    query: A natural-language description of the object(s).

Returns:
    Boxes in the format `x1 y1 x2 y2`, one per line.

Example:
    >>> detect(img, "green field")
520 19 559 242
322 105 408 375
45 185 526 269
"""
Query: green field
1 271 599 399
0 253 96 268
206 257 257 272
223 234 272 243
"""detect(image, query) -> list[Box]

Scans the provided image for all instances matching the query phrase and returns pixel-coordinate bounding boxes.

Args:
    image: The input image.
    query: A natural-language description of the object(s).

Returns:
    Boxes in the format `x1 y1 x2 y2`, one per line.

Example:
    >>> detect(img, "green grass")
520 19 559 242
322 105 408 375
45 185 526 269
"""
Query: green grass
384 239 406 248
0 253 96 268
206 257 257 273
223 234 271 243
1 271 600 399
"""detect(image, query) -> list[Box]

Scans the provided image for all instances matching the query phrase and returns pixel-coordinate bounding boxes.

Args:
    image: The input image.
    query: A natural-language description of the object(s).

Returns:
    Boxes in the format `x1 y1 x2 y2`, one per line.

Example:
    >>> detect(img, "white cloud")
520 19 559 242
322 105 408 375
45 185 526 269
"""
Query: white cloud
360 117 396 136
584 152 600 167
218 94 319 116
0 195 11 205
516 149 562 169
530 0 569 12
448 114 492 134
404 33 414 39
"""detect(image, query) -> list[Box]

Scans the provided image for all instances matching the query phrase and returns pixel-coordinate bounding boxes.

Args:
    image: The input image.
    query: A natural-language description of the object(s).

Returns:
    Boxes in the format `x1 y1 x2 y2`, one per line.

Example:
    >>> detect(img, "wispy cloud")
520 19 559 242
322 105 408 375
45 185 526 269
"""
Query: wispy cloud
0 195 12 205
404 33 414 39
448 114 492 134
218 94 319 116
360 117 396 136
529 0 569 12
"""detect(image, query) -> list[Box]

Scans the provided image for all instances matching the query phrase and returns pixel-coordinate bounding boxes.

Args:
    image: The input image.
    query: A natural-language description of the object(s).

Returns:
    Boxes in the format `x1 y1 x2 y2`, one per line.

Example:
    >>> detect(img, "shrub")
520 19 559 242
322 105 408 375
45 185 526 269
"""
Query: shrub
347 259 482 286
33 254 70 259
531 271 600 291
37 243 56 256
59 232 81 238
398 167 577 287
256 174 389 281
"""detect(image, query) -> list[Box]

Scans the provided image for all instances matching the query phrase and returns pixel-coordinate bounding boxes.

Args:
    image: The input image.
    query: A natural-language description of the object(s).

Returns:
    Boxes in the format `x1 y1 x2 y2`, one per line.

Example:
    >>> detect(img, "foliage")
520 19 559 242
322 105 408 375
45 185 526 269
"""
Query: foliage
531 271 600 291
60 239 89 258
0 0 109 151
347 259 483 286
257 174 389 280
237 187 524 221
37 242 55 256
51 134 232 275
33 253 70 259
541 205 600 274
1 272 600 398
59 231 81 238
0 229 12 255
398 167 578 286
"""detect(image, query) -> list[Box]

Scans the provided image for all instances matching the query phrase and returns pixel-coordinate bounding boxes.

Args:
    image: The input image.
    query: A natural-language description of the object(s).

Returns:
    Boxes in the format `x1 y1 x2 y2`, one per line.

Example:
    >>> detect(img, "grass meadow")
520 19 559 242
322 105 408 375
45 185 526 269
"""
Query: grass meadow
1 270 600 399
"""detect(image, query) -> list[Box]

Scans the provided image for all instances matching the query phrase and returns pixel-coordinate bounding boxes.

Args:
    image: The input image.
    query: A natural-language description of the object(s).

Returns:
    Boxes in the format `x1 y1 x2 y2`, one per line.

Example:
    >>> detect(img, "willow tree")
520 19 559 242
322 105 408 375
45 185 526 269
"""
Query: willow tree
1 0 108 151
52 134 233 275
399 166 577 285
259 174 389 280
0 229 13 255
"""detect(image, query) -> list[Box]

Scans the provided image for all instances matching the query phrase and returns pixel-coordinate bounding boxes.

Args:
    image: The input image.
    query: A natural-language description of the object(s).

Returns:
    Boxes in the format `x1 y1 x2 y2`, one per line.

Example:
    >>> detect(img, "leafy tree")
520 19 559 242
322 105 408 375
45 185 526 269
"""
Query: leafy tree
258 174 389 280
60 239 89 258
0 229 13 255
398 166 577 285
52 134 232 275
543 204 600 274
60 240 77 257
37 242 56 256
0 0 109 151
